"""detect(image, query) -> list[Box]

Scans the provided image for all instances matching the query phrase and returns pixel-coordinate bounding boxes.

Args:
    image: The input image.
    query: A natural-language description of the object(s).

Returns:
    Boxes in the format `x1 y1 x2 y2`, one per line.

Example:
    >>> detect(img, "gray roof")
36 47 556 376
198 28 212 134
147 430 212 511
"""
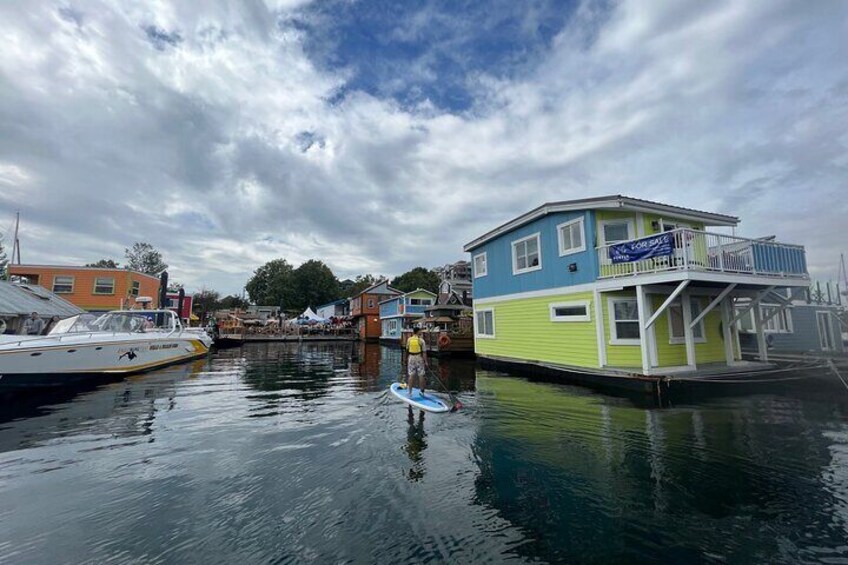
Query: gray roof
0 281 84 318
464 194 740 251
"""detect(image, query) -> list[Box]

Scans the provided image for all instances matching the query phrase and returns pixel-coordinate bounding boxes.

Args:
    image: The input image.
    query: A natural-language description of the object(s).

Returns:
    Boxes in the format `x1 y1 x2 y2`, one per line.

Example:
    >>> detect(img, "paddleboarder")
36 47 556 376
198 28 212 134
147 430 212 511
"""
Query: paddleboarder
405 327 429 397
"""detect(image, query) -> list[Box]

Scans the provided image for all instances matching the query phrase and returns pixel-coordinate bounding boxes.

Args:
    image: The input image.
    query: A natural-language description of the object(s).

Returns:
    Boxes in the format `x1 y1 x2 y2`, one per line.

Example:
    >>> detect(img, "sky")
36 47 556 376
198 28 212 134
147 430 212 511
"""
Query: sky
0 0 846 294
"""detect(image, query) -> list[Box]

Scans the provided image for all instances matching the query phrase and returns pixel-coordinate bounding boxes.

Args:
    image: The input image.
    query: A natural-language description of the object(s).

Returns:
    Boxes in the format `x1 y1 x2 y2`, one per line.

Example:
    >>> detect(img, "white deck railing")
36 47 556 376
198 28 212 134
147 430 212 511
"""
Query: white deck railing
596 228 808 280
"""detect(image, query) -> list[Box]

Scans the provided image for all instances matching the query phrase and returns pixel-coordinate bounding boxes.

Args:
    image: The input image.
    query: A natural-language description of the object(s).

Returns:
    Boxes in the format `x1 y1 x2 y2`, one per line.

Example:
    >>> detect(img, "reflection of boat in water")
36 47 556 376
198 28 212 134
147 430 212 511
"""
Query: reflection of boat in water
0 310 212 388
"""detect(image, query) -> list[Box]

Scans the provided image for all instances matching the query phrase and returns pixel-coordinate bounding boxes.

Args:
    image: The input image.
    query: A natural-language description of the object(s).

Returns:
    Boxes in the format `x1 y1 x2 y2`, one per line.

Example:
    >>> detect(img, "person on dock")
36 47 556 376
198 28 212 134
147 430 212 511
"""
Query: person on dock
22 312 45 336
405 327 429 397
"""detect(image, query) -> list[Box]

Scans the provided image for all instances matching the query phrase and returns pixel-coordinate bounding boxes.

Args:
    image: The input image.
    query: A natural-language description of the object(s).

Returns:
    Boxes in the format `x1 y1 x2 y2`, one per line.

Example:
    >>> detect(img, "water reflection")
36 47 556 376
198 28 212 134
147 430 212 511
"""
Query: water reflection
1 344 847 564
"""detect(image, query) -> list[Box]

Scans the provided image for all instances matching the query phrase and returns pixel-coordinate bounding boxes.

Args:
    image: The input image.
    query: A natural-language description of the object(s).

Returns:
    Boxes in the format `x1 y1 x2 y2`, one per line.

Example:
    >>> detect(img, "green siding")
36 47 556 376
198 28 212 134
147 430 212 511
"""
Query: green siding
651 295 728 366
407 290 434 300
474 291 600 368
601 291 643 368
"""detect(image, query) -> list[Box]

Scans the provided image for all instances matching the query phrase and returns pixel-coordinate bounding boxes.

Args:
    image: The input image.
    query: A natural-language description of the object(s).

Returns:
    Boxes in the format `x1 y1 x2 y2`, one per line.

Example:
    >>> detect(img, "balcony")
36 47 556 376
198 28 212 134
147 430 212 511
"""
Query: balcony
597 228 808 280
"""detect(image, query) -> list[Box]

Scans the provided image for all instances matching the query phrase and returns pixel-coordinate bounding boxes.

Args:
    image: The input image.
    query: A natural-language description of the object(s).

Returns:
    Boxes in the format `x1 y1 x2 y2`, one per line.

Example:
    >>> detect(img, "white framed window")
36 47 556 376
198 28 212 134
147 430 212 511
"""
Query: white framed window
93 277 115 295
52 275 74 294
549 300 591 322
817 311 836 350
734 304 793 334
409 298 432 306
473 252 488 278
609 298 641 345
130 280 141 297
557 218 586 256
668 298 706 344
475 308 495 338
599 219 635 246
511 233 542 275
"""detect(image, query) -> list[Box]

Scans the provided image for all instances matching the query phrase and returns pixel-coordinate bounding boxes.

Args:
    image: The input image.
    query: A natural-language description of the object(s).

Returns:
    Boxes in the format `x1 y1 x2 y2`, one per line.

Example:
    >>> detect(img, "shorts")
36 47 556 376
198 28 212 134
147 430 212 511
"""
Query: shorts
407 355 426 378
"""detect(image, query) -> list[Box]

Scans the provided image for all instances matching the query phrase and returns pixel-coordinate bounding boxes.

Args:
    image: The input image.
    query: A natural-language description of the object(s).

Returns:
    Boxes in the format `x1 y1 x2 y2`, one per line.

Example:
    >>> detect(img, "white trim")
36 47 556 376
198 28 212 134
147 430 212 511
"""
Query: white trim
594 290 607 367
473 252 488 278
474 282 600 305
635 213 646 238
549 300 591 322
608 297 641 346
556 217 587 257
598 218 635 246
511 232 542 275
668 297 707 345
817 311 835 351
52 275 75 294
474 308 496 339
463 196 739 252
636 285 652 374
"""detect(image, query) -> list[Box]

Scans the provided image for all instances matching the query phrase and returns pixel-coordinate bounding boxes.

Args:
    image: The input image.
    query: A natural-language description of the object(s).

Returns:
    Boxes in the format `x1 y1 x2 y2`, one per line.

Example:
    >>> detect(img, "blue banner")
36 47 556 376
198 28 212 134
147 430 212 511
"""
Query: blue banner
609 233 674 264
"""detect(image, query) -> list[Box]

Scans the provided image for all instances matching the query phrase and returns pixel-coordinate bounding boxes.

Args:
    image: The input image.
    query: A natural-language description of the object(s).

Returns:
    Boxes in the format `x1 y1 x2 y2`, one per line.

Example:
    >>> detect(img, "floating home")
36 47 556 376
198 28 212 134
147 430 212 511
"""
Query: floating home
350 280 401 341
379 289 437 343
463 195 810 389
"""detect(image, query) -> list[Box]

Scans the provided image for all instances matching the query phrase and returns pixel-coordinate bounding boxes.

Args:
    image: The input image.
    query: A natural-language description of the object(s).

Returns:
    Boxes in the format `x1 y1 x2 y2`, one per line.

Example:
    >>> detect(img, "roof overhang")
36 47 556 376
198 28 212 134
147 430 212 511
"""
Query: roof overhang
463 195 739 252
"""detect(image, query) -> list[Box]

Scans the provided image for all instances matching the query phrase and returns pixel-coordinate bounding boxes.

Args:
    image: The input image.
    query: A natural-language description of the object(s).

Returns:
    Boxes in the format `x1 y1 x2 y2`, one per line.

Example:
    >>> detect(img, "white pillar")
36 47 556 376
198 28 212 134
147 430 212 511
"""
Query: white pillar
636 285 651 375
720 298 735 366
753 302 768 362
681 290 697 369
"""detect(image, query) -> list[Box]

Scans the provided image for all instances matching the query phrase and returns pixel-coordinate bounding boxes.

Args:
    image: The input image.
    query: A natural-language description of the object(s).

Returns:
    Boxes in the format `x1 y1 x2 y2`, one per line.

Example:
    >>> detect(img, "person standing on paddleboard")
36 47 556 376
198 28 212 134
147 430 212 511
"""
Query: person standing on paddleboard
405 327 429 396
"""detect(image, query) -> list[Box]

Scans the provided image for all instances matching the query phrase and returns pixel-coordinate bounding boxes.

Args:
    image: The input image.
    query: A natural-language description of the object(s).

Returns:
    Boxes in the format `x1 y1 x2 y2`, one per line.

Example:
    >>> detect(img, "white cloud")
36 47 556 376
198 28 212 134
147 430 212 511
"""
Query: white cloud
0 0 846 294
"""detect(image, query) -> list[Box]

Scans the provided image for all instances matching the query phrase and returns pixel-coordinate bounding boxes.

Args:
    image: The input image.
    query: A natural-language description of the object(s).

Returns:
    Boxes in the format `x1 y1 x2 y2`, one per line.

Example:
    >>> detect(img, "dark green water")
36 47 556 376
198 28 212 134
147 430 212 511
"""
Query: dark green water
1 343 848 564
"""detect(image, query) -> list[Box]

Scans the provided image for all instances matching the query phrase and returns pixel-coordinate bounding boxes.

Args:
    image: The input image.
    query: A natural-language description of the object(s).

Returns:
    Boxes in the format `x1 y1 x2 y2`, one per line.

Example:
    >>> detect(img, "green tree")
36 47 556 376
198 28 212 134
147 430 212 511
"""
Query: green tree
85 259 119 268
192 289 221 322
125 242 168 275
219 294 250 310
391 267 440 294
292 260 340 310
245 258 295 307
167 282 184 293
347 274 380 296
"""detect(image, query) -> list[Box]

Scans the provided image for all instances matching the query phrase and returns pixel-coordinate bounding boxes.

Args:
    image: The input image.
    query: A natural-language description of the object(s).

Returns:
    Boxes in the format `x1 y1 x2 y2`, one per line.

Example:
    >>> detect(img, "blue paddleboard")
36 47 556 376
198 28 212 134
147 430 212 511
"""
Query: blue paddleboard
389 382 451 413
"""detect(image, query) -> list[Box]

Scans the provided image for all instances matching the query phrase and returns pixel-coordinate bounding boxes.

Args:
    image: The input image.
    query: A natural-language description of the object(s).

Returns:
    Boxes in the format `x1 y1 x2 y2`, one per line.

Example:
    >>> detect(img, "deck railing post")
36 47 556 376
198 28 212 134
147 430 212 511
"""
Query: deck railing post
717 234 724 272
720 298 735 366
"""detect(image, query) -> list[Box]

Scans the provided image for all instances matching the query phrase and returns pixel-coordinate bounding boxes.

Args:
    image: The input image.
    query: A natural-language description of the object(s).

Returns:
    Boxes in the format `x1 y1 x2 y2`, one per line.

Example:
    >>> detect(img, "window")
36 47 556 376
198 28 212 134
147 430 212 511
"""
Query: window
409 298 432 306
473 252 488 278
609 298 640 344
549 300 591 322
668 298 706 344
512 233 541 275
557 218 586 256
475 309 495 338
52 276 74 294
761 305 792 333
600 220 634 245
167 298 179 308
93 277 115 295
367 299 375 308
130 280 141 297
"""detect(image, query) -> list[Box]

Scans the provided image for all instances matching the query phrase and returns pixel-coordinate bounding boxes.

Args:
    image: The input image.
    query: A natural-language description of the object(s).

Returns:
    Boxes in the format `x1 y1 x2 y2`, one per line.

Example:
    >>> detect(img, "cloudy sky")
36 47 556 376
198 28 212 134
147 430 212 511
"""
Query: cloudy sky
1 0 846 294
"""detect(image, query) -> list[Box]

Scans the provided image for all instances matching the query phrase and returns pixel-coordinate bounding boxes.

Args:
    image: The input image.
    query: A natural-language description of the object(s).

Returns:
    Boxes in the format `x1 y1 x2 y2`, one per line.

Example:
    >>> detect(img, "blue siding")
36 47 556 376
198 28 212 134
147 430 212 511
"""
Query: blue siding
379 298 400 318
470 211 598 299
405 304 429 315
752 244 807 276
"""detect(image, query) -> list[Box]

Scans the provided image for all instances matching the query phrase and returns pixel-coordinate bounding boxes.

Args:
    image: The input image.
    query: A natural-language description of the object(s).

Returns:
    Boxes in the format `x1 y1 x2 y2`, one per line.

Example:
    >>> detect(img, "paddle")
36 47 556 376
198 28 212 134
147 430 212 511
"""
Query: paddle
426 366 463 411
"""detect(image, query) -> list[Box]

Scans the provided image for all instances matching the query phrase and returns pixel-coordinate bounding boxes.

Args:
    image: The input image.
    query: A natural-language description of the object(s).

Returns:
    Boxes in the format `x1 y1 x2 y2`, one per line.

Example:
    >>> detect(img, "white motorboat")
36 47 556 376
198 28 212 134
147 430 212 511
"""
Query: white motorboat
0 310 212 388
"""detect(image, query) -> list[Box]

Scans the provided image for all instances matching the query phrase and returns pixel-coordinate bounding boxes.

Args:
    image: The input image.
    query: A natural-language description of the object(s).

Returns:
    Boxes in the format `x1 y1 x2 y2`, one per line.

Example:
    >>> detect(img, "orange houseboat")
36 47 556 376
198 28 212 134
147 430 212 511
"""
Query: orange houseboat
349 280 400 341
8 264 161 312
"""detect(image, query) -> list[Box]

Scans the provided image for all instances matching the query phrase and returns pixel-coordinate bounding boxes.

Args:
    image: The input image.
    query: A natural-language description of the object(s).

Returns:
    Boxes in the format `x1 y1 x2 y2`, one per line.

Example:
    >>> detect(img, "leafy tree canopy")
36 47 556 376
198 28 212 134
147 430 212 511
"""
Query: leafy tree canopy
125 242 168 275
293 260 340 310
192 289 221 322
245 258 295 308
85 259 119 268
219 294 250 310
391 267 440 294
346 274 381 297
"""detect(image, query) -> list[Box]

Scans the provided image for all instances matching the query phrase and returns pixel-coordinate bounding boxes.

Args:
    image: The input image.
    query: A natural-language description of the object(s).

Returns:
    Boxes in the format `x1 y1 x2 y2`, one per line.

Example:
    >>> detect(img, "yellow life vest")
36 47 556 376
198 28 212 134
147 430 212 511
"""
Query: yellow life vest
407 335 423 354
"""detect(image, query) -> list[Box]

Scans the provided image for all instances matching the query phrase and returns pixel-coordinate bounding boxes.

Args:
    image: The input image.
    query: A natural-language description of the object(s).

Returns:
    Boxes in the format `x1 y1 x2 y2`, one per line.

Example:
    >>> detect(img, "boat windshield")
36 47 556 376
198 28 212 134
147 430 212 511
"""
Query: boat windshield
48 311 178 335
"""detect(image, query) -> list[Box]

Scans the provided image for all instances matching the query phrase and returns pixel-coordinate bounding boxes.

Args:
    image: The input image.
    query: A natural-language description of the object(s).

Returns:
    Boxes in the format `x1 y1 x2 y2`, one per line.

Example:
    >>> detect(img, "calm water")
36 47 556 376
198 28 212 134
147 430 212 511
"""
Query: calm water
2 343 848 564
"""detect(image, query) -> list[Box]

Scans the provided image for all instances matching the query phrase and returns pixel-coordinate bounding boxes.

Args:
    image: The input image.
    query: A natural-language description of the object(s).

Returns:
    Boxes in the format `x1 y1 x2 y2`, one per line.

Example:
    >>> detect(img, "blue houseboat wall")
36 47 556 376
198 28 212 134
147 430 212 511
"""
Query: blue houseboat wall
471 210 598 300
379 290 436 340
739 303 844 354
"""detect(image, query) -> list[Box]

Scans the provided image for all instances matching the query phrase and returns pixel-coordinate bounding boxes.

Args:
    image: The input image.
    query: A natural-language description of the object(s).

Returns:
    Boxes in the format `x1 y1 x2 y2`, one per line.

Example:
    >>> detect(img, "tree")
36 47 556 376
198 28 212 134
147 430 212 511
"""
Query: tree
0 237 7 280
219 294 250 310
125 242 168 275
167 282 184 293
245 258 295 307
391 267 440 294
292 260 340 310
193 289 221 322
346 274 380 297
85 259 119 268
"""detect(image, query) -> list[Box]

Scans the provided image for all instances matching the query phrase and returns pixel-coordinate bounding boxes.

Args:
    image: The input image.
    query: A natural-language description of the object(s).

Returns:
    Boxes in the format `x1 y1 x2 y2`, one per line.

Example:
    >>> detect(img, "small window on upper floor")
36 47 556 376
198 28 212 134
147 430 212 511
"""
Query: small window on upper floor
512 233 541 275
600 219 634 246
130 280 141 297
52 276 74 294
557 218 586 256
473 252 487 278
93 277 115 295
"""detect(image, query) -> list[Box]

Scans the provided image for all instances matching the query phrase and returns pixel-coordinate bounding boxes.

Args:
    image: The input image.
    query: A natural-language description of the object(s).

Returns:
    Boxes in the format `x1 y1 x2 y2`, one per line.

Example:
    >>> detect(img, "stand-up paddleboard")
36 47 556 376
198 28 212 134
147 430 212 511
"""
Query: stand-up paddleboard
389 382 451 413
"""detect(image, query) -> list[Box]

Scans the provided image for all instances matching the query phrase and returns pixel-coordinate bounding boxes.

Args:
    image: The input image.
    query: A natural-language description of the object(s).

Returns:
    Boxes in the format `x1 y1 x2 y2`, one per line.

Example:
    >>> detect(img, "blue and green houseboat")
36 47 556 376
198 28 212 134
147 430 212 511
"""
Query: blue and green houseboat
463 195 810 389
379 289 437 343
